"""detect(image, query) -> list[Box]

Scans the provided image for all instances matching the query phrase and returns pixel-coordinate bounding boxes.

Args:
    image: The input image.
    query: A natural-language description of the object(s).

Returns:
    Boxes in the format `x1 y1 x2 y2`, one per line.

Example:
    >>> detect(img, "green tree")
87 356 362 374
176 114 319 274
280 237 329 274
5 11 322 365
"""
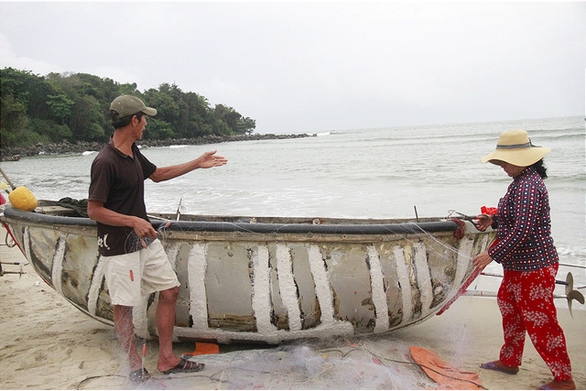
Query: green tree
69 95 107 142
181 92 212 137
46 93 75 125
0 67 256 149
146 118 175 140
1 68 56 119
29 118 72 143
213 104 248 135
0 93 30 148
211 118 232 136
119 82 138 95
237 117 256 134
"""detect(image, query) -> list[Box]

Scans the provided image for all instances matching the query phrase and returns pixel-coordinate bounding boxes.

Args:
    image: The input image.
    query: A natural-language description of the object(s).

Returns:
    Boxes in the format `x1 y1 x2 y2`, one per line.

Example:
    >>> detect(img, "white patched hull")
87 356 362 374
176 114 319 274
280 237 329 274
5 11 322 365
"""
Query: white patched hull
1 204 494 344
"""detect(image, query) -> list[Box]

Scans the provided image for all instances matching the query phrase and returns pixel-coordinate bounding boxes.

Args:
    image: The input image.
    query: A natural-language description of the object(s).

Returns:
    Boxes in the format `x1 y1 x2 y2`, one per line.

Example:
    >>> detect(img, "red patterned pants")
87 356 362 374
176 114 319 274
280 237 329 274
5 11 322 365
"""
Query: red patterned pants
497 263 572 381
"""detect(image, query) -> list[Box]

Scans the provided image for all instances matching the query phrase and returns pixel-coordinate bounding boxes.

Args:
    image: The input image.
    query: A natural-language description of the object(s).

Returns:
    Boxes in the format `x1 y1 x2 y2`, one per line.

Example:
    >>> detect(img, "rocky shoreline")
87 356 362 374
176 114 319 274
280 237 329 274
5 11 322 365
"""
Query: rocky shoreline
0 133 313 159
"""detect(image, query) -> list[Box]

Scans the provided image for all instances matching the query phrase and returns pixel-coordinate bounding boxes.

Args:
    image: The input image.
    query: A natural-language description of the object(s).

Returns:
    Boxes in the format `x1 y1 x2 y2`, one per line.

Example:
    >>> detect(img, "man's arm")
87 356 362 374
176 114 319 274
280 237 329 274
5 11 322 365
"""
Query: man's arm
87 200 157 238
149 150 227 183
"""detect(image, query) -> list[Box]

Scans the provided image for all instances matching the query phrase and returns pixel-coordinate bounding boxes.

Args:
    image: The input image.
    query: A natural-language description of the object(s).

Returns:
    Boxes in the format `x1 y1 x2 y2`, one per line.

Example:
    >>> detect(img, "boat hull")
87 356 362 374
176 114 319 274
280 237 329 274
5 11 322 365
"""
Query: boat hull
1 205 494 344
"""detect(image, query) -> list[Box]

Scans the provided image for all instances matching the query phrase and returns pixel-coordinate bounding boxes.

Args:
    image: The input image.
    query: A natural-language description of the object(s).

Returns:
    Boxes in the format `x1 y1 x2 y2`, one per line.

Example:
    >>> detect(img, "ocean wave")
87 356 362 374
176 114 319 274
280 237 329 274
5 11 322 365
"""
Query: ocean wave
557 245 586 258
527 128 584 140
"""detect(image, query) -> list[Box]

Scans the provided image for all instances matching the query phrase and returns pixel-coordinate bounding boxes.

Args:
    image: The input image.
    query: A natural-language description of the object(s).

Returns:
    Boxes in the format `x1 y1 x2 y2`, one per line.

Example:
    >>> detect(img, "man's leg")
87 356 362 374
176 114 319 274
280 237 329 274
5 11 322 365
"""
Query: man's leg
142 240 203 373
113 305 143 371
155 286 181 371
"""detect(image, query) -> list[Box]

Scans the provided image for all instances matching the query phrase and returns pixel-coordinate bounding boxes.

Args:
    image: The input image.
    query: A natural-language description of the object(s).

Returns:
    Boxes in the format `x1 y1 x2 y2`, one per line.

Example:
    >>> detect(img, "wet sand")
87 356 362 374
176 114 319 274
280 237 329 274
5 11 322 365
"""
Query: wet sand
1 226 584 389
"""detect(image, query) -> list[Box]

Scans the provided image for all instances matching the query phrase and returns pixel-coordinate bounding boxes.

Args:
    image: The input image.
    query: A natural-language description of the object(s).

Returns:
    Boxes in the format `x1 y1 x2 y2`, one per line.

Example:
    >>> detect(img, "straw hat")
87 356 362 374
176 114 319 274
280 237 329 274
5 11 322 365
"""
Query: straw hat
481 129 550 166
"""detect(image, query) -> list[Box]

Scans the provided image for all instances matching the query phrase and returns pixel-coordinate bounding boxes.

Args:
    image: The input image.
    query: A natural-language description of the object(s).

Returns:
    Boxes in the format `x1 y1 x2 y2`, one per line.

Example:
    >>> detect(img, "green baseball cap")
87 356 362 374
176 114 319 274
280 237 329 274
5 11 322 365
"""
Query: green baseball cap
110 95 157 117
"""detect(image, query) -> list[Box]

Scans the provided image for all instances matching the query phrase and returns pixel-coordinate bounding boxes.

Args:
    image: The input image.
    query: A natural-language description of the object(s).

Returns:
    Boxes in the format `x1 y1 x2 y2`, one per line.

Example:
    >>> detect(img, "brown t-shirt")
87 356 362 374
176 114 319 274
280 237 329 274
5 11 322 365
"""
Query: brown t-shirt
88 139 156 256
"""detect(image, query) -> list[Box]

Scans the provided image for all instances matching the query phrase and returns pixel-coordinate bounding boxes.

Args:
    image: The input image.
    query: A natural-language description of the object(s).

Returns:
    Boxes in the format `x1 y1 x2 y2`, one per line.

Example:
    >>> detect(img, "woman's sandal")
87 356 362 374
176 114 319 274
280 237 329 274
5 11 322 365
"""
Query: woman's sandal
480 361 519 375
538 379 576 390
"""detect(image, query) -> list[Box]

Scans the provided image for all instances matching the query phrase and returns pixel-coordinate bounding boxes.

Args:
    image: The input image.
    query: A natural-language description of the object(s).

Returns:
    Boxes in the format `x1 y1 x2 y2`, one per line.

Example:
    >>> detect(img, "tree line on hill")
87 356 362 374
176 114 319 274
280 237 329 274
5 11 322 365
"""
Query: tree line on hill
0 67 257 150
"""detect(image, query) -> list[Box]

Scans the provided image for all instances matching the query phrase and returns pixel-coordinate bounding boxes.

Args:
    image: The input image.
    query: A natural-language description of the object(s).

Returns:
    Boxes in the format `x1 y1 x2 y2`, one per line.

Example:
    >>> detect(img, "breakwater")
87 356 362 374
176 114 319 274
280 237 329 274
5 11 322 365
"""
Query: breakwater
0 133 313 159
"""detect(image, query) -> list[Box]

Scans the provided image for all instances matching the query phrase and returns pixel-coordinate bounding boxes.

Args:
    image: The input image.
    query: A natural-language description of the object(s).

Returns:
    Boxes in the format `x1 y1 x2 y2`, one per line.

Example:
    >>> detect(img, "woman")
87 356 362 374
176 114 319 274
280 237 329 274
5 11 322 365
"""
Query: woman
473 130 575 390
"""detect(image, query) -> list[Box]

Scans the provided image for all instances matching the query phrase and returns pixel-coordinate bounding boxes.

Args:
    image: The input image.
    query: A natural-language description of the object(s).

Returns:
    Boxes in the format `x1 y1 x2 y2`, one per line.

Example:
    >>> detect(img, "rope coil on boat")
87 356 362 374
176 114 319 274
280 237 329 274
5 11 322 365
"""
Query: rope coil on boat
449 218 466 240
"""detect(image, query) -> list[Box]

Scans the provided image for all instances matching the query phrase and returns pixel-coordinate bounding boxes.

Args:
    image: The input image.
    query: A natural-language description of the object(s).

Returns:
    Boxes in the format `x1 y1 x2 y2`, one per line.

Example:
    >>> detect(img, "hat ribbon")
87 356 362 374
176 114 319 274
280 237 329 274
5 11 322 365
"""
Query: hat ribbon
496 140 539 149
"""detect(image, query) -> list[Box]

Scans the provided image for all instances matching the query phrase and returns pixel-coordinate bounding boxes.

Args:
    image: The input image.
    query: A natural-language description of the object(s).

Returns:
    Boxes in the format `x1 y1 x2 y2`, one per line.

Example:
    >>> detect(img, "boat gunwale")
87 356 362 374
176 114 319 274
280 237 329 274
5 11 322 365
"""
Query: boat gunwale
1 206 460 236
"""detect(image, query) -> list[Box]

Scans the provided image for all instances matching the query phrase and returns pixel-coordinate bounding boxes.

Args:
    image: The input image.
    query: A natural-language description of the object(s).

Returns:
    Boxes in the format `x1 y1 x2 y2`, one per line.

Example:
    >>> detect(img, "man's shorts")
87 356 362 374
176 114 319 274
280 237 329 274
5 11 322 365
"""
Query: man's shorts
102 239 180 306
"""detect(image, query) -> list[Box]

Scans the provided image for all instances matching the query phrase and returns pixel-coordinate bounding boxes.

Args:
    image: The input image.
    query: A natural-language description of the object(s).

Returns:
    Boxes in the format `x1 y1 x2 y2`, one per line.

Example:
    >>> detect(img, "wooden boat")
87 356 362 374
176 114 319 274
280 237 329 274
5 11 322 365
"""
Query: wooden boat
1 201 495 344
0 154 21 162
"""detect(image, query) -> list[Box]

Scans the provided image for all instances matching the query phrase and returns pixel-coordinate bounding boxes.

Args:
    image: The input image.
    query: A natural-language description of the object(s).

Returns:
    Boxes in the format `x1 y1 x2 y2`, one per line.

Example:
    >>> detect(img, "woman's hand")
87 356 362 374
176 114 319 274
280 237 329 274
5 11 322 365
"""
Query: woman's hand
473 251 493 271
475 214 493 232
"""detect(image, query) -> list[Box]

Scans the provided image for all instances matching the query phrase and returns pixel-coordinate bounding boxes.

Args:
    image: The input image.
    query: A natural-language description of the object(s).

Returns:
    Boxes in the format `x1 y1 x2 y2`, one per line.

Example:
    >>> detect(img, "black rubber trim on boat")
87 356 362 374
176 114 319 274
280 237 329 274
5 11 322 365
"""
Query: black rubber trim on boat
2 206 459 235
154 220 458 234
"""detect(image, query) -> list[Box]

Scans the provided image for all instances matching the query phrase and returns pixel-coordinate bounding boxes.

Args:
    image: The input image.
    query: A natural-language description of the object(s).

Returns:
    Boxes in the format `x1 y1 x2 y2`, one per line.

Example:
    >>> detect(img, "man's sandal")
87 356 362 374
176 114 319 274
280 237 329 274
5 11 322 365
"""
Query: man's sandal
162 358 205 375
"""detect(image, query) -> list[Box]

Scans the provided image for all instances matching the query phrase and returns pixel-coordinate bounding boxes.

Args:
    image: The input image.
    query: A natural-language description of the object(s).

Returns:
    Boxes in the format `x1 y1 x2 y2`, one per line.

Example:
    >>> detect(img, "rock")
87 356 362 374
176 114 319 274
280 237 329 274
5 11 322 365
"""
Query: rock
0 133 312 158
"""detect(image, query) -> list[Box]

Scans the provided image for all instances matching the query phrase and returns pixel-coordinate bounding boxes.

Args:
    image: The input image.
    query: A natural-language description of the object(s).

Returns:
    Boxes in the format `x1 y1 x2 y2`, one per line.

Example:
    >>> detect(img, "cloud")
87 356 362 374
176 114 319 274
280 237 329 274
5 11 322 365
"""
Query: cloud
0 2 584 134
0 33 62 76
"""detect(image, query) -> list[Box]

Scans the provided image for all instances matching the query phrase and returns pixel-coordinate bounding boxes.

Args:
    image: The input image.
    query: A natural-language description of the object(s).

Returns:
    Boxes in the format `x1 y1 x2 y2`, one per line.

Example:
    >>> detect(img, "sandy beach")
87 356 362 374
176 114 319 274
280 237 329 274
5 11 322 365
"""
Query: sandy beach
1 226 584 390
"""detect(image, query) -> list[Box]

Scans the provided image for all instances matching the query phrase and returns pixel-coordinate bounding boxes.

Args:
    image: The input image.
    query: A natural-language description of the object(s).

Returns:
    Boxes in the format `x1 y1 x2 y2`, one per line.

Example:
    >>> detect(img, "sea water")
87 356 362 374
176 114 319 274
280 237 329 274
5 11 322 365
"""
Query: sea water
2 116 584 290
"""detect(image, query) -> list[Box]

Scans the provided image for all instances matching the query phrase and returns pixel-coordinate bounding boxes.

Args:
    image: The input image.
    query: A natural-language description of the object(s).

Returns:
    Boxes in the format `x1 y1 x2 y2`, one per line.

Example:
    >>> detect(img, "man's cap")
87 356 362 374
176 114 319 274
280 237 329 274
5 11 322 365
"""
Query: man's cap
110 95 157 117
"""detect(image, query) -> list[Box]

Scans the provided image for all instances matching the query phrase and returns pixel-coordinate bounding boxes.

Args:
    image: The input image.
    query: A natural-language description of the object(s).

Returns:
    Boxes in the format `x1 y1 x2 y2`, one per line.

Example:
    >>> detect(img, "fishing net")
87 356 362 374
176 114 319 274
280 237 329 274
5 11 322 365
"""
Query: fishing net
78 336 456 390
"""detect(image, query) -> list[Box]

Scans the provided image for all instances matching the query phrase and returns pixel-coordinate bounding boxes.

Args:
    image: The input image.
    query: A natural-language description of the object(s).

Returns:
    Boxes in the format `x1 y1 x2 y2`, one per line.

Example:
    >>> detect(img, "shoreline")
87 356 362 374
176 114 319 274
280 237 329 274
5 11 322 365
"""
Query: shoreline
0 132 313 159
0 225 584 389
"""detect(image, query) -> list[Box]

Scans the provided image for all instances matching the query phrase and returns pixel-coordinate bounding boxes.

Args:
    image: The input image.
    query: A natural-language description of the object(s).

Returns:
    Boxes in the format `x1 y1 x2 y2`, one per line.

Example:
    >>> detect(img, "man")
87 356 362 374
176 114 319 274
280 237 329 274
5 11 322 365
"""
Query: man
88 95 227 381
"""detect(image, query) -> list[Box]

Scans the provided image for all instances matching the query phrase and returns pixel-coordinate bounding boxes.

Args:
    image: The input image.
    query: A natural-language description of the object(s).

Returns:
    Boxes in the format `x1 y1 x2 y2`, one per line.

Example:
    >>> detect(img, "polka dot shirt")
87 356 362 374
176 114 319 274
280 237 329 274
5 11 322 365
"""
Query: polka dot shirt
488 167 559 271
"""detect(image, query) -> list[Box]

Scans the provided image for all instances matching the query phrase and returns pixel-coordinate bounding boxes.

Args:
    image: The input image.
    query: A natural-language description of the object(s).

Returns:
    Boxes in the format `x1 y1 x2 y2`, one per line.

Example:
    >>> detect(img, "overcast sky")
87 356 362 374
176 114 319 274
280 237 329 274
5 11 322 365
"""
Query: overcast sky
1 2 584 134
